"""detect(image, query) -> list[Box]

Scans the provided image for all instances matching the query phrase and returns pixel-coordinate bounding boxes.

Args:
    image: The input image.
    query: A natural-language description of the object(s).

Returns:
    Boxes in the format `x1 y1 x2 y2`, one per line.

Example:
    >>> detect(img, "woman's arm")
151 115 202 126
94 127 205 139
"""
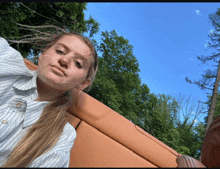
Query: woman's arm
0 37 34 78
0 37 23 60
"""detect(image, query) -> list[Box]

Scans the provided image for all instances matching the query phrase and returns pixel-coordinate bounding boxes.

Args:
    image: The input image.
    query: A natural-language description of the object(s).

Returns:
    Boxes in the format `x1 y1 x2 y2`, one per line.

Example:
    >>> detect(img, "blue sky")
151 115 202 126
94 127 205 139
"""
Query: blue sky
84 3 220 123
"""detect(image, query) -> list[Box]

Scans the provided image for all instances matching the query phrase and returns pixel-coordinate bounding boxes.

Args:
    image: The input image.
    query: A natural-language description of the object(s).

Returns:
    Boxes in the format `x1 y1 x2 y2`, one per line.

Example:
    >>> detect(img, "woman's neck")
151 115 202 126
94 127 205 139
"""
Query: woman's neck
35 77 64 102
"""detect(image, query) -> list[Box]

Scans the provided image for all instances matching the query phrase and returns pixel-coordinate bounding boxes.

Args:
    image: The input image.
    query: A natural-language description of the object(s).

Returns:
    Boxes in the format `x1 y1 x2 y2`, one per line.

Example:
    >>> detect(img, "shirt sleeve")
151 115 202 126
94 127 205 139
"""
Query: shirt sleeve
0 37 33 78
0 37 23 61
28 150 72 168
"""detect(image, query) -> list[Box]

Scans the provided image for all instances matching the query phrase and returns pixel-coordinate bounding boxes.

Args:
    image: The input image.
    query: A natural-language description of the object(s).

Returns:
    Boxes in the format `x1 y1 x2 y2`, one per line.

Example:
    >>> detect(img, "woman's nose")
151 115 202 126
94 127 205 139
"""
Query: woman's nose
59 57 69 69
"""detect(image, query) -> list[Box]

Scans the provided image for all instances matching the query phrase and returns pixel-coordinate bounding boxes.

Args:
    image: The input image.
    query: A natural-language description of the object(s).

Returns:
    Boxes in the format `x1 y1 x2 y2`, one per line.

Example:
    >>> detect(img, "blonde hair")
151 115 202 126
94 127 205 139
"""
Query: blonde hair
3 24 98 167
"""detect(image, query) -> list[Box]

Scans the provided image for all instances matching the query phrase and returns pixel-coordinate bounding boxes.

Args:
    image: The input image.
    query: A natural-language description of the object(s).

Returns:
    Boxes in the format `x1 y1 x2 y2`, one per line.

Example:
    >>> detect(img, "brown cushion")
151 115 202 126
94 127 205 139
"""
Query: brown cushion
176 155 206 168
201 114 220 167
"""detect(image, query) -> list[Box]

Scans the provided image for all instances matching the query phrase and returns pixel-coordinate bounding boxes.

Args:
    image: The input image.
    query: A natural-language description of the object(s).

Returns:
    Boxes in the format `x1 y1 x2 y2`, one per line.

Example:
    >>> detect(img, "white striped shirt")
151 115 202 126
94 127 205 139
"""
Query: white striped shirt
0 37 76 167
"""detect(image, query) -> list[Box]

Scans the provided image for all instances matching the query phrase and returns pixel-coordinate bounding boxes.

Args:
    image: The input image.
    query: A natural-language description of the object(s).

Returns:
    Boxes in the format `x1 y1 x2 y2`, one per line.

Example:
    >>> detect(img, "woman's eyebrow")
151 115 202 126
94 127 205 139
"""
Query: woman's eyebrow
56 43 69 51
56 43 88 67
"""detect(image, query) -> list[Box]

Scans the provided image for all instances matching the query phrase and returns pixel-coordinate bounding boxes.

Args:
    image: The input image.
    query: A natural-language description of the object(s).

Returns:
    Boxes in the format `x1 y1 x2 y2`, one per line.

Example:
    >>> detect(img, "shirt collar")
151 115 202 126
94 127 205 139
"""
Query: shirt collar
13 70 38 91
12 70 50 128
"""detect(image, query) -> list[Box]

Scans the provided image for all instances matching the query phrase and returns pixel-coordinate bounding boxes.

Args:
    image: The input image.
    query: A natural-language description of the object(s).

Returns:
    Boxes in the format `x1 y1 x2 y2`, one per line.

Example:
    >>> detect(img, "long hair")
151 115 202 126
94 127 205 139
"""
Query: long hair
3 24 98 167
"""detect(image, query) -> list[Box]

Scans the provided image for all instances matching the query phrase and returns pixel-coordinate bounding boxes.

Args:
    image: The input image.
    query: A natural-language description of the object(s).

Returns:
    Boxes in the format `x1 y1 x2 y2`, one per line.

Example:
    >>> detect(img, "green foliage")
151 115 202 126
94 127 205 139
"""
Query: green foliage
88 57 124 114
0 2 99 60
137 93 205 160
193 122 206 159
179 146 191 155
85 16 100 38
175 121 199 159
147 94 181 150
213 93 220 117
88 29 150 124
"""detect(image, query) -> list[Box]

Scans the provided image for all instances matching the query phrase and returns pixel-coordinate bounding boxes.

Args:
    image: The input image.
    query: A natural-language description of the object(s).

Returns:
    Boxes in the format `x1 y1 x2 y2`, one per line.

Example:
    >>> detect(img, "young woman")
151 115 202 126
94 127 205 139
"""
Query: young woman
0 26 98 167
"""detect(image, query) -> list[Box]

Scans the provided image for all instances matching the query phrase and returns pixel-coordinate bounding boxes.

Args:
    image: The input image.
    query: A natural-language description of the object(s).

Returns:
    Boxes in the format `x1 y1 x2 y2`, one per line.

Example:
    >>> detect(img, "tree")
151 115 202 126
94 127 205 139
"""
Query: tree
203 93 220 124
144 93 206 160
173 93 206 131
87 56 124 115
172 94 206 160
88 30 139 122
134 84 158 131
193 121 206 160
88 30 158 125
211 93 220 116
185 8 220 136
0 2 99 63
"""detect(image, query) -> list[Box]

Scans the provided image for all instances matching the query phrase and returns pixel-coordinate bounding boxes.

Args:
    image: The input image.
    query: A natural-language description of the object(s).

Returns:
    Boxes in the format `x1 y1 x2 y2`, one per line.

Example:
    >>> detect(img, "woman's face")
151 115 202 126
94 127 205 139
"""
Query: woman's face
37 35 93 93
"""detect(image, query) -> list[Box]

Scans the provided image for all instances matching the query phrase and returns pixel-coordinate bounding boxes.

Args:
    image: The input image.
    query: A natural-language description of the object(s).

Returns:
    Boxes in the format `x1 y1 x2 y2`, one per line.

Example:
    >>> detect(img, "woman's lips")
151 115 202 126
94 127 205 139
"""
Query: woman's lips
51 65 66 76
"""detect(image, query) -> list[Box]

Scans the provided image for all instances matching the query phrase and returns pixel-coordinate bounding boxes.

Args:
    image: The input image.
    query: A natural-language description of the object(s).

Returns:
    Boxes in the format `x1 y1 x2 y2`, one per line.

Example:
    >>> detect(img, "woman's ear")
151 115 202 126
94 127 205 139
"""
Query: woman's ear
77 78 91 91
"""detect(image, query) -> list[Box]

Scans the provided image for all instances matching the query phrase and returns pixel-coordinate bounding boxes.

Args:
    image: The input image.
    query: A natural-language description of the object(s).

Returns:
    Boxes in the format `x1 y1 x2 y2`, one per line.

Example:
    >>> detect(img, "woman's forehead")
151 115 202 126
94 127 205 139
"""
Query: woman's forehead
57 35 91 54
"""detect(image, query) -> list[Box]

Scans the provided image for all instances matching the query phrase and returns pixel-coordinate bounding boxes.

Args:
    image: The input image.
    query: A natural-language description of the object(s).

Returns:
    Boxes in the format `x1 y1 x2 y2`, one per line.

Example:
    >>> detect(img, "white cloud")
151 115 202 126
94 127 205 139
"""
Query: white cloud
193 119 198 124
195 10 201 15
191 111 196 115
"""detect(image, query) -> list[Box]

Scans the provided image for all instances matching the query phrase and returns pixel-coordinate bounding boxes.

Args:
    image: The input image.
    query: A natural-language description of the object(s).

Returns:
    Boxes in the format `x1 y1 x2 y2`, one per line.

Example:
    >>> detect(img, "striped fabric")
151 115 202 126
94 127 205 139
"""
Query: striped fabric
0 37 76 167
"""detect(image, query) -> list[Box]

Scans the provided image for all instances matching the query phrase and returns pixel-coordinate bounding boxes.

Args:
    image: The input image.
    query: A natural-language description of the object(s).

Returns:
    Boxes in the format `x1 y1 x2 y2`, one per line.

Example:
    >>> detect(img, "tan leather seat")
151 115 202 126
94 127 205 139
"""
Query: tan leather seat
24 58 182 167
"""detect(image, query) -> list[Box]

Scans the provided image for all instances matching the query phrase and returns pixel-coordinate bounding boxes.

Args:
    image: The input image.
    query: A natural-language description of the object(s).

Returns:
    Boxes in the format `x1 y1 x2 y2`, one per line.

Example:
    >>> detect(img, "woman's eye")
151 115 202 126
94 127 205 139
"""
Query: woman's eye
75 61 82 68
56 50 65 55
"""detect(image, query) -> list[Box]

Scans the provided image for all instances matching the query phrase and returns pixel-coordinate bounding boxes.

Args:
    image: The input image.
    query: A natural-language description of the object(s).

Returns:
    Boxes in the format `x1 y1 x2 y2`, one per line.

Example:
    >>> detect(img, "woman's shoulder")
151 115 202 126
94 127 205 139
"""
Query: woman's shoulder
54 122 76 151
63 122 77 141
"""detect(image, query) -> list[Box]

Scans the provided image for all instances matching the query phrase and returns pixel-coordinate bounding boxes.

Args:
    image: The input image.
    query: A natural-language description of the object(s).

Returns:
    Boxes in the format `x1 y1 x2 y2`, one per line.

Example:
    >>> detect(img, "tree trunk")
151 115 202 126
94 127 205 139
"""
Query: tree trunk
204 59 220 136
